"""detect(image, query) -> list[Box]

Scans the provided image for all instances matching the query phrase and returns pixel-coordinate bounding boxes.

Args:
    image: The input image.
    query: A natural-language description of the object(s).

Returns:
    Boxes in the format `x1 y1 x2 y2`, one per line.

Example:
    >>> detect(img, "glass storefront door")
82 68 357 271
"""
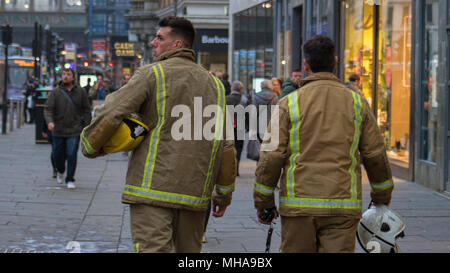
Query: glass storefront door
343 0 412 167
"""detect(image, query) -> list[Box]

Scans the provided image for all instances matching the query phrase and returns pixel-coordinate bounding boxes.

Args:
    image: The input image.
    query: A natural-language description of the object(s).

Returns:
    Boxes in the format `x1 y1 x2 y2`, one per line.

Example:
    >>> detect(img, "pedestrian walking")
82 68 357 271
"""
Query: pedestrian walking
120 74 131 87
80 16 236 253
252 79 278 143
44 68 92 190
280 68 302 98
23 74 37 123
226 81 245 175
253 35 394 253
84 78 92 94
41 117 57 179
271 78 282 97
345 73 365 98
88 73 111 101
221 73 231 96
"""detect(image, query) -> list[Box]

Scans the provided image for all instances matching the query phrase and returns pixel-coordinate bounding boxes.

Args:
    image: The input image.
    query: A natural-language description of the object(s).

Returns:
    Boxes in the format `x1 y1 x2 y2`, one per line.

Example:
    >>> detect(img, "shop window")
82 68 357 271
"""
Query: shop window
34 0 59 11
311 0 331 36
421 0 439 162
343 0 374 106
4 0 31 11
232 1 274 92
344 0 412 166
377 0 412 164
63 0 85 11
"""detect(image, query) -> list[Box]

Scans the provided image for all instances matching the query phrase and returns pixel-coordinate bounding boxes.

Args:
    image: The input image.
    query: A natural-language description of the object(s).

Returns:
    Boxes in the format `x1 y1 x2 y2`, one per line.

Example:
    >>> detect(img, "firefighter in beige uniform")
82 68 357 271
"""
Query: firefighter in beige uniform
254 35 394 253
81 16 236 253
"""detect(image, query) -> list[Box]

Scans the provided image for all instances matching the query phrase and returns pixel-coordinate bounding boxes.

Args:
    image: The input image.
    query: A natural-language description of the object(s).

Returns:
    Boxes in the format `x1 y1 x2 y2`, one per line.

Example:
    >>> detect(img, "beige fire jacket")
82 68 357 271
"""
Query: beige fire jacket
254 72 393 218
80 48 236 211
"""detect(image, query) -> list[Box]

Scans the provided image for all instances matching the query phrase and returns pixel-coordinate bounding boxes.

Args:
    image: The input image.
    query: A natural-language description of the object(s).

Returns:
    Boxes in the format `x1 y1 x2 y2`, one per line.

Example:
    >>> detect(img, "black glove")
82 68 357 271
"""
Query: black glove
259 207 277 223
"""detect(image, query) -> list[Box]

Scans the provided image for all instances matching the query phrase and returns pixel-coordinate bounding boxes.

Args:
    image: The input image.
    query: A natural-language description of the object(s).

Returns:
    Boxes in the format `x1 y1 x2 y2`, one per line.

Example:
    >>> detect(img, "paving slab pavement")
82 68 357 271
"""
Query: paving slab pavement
0 124 449 253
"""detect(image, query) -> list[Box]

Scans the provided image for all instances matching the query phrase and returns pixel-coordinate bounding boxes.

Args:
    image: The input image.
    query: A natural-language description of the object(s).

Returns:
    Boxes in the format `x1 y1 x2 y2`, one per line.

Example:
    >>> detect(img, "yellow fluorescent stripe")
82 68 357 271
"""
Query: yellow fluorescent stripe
142 64 166 189
348 91 362 200
286 92 300 198
216 183 235 194
124 185 210 206
141 65 160 187
255 187 274 196
280 196 362 209
81 131 96 154
202 76 224 197
147 63 166 188
371 179 394 191
254 181 275 191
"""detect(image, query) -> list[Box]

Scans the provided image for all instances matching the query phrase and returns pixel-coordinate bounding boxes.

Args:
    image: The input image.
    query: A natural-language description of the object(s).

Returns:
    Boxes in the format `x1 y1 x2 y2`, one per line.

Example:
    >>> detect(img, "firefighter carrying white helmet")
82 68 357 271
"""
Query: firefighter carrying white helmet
357 204 405 253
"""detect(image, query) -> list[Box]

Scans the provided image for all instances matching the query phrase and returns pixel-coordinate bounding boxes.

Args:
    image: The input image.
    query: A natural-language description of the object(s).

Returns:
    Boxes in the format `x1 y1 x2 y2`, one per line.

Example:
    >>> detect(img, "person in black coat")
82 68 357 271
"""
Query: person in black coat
226 80 245 176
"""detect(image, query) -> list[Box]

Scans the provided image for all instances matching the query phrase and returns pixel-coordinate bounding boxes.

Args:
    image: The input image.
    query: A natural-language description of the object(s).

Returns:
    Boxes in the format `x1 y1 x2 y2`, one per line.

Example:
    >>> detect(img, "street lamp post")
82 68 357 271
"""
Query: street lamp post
2 25 12 134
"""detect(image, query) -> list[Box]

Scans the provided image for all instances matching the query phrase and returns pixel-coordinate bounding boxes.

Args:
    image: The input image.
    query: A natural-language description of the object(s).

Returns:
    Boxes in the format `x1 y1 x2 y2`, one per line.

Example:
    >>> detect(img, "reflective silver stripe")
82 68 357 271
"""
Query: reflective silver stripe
202 75 225 197
254 181 275 196
216 183 235 194
124 185 210 207
142 64 166 189
280 197 362 209
349 91 363 199
287 92 301 198
371 179 394 191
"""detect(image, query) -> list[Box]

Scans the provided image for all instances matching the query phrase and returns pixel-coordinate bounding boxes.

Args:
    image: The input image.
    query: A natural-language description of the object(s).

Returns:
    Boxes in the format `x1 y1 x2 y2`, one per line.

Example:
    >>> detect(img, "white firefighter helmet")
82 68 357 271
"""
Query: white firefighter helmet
357 204 405 253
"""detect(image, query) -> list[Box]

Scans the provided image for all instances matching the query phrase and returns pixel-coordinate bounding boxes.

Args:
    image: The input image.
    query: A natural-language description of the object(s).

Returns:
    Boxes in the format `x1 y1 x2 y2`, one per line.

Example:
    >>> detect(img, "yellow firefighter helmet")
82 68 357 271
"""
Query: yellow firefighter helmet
103 114 149 154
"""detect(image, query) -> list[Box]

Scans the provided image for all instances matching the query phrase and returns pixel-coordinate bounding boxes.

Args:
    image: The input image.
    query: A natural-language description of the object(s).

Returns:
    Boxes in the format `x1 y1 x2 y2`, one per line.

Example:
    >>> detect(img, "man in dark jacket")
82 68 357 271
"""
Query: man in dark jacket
280 68 302 98
44 68 91 189
253 79 278 143
226 80 244 176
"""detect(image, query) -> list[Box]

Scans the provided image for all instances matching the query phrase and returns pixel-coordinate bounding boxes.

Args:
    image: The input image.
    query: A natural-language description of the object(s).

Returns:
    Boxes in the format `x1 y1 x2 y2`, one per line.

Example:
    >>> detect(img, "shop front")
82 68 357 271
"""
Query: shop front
341 0 413 179
230 0 449 191
294 0 414 179
193 29 229 74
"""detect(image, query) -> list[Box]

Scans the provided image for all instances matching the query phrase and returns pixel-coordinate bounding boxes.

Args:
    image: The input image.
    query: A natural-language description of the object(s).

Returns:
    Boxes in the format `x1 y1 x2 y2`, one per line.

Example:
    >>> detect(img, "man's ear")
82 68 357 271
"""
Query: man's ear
303 59 312 75
334 56 338 70
174 39 184 49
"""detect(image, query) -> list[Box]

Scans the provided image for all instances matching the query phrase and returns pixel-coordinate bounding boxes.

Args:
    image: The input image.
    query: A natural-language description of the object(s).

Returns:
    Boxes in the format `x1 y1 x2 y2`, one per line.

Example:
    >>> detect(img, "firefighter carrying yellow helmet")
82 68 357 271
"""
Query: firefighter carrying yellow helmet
102 113 149 154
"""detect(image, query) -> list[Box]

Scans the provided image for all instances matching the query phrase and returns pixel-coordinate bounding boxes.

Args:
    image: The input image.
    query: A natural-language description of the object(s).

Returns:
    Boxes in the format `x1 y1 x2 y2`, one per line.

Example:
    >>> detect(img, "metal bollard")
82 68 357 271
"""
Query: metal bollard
8 100 14 132
15 100 20 129
18 100 24 127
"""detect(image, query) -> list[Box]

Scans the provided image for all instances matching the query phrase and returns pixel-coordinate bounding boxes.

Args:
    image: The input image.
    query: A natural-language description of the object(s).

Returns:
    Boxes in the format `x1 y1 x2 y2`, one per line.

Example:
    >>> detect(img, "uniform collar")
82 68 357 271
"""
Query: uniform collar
155 48 196 62
299 72 341 88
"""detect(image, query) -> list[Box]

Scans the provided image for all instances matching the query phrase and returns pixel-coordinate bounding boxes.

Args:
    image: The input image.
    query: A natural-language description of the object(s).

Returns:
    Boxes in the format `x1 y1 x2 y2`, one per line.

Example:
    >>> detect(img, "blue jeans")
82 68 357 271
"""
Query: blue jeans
52 136 80 183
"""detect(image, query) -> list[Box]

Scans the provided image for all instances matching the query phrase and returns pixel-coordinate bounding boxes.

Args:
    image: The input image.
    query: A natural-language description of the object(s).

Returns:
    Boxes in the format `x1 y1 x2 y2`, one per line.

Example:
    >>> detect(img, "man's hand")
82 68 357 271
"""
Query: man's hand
48 122 55 131
212 202 227 218
257 208 279 225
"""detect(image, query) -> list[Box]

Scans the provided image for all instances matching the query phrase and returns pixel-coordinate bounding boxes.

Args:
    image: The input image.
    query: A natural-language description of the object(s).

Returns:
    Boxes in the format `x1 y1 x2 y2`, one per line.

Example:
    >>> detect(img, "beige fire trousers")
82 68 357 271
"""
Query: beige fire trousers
280 215 359 253
130 204 207 253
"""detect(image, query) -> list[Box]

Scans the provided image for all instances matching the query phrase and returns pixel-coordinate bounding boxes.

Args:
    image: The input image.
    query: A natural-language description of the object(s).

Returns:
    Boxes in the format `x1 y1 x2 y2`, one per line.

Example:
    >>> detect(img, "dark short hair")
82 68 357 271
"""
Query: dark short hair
292 68 302 73
349 73 360 82
158 16 195 49
62 68 75 78
62 68 76 84
303 35 336 73
96 73 104 78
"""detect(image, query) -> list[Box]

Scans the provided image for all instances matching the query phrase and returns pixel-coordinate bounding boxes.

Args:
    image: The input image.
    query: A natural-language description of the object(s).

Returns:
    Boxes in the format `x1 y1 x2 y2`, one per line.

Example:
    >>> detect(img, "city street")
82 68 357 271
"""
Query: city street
0 124 450 253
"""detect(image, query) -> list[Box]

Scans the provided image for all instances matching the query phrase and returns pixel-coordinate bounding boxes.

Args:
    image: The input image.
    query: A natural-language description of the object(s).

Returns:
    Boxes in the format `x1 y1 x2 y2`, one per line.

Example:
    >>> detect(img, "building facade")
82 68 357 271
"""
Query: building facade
151 0 230 73
0 0 87 48
126 0 159 65
87 0 137 87
229 0 450 193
